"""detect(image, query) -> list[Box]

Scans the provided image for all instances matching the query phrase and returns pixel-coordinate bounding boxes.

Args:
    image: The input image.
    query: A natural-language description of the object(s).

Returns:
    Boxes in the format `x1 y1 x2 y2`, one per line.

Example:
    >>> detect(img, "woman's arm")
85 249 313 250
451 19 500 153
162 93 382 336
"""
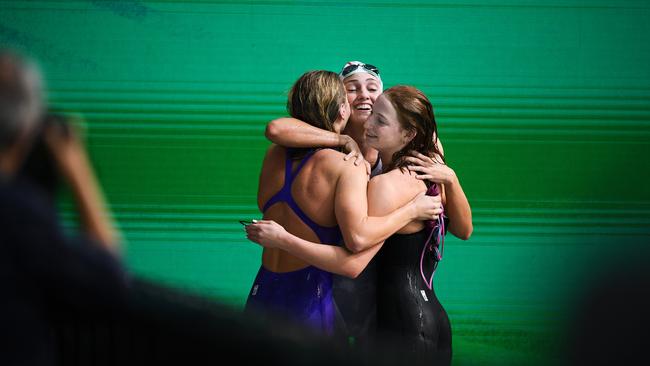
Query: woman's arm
437 167 472 240
246 147 442 276
334 162 442 252
245 167 425 277
266 117 365 167
245 161 441 276
406 141 473 240
266 117 343 148
246 220 381 278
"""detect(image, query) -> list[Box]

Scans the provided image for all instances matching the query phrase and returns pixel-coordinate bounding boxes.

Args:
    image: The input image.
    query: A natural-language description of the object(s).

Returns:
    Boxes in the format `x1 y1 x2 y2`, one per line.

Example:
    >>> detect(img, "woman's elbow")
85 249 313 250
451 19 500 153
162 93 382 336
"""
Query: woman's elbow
456 224 473 240
341 264 363 279
345 234 371 254
265 119 283 141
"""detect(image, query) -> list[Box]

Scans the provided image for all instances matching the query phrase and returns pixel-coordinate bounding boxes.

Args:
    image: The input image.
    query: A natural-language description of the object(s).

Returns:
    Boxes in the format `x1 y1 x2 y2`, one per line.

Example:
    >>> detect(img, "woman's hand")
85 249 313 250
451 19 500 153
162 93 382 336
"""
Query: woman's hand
340 134 371 175
410 191 443 221
245 220 289 249
406 150 456 185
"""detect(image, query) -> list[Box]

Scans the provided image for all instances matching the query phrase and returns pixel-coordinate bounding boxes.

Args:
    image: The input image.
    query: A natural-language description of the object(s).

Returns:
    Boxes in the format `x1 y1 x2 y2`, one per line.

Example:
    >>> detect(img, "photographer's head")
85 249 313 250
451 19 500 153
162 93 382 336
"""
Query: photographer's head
0 50 44 175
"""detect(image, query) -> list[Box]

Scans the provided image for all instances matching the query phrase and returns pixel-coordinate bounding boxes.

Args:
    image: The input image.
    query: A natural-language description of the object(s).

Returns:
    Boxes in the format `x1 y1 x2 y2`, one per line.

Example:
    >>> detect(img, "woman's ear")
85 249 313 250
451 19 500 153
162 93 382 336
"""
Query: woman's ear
339 102 350 120
402 128 417 145
333 102 350 133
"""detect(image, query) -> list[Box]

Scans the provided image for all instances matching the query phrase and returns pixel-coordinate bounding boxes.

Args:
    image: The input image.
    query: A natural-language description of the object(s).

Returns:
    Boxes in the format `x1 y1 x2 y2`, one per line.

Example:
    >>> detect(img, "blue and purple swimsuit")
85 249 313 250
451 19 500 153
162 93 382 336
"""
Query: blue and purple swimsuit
245 148 342 334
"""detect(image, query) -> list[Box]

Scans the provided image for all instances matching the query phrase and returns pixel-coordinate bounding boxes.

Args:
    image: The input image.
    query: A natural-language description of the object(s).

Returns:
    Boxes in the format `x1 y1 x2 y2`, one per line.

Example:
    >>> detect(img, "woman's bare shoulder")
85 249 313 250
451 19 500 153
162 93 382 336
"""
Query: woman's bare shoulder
264 143 286 159
312 148 364 174
371 168 424 196
312 148 346 161
371 167 421 186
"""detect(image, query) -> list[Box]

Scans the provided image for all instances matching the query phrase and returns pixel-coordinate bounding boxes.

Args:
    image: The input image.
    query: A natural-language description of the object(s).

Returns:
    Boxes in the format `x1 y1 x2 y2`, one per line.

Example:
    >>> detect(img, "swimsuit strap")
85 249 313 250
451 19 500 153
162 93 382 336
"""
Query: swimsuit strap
262 148 343 245
420 183 447 290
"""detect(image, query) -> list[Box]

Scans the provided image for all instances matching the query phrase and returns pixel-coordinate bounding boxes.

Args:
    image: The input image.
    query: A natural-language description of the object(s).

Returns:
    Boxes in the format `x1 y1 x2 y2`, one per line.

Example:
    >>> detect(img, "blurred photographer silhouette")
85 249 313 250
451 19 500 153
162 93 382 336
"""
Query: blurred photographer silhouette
0 50 128 366
18 110 121 248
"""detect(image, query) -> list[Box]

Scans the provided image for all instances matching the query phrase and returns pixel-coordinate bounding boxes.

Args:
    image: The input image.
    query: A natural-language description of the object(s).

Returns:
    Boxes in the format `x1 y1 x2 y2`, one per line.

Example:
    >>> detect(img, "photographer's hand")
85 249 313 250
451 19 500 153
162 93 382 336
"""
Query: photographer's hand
44 121 122 256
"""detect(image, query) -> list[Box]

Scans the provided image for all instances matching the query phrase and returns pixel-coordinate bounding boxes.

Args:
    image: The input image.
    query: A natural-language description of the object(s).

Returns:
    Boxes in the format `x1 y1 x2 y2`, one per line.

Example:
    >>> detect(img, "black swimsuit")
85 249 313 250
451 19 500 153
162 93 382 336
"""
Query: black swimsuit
375 228 452 365
331 158 384 347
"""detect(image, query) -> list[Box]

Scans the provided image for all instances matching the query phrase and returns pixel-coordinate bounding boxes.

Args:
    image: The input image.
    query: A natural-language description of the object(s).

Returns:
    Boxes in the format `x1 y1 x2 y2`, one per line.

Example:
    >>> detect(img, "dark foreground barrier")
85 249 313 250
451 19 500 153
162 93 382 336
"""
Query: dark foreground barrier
49 277 415 366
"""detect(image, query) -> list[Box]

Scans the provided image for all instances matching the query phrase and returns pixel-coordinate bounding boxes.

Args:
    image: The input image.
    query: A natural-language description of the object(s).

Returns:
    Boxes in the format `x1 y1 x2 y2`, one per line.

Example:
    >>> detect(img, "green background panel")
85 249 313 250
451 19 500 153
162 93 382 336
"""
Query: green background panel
2 1 649 365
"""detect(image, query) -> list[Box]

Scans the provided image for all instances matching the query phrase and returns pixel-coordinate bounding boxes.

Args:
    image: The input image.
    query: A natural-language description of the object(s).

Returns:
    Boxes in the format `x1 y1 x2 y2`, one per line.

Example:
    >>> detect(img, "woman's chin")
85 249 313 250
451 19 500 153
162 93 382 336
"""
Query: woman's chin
364 136 378 149
351 111 371 122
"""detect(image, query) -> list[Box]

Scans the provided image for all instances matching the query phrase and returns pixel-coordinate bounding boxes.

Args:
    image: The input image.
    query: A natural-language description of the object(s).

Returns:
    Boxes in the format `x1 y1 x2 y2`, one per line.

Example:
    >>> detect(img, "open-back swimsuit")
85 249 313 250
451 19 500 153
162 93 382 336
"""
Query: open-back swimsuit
244 148 342 334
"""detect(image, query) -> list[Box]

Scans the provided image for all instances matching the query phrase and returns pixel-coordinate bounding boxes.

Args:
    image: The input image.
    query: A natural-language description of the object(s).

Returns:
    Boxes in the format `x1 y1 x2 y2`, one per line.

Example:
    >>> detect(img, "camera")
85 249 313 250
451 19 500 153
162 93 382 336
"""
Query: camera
18 112 71 199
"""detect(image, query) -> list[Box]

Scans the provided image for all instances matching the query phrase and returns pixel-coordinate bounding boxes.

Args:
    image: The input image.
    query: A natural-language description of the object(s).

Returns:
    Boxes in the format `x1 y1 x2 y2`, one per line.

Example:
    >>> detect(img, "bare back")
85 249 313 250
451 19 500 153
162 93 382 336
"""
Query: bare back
257 145 350 272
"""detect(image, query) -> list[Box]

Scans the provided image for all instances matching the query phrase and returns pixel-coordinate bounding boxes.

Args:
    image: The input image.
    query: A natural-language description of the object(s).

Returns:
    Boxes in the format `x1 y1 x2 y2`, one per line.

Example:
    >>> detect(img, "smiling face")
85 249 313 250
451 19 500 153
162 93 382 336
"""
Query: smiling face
367 85 441 172
364 94 412 157
343 72 382 128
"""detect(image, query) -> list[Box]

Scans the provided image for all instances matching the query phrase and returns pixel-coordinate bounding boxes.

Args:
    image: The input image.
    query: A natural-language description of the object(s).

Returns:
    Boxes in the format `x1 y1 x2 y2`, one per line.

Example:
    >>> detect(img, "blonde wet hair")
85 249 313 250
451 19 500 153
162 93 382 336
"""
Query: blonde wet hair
287 70 346 132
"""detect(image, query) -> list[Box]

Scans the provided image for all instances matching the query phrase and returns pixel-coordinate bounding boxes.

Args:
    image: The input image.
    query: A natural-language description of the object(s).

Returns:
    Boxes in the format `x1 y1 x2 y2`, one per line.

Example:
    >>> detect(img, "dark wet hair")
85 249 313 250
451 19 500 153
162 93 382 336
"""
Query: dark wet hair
381 85 444 172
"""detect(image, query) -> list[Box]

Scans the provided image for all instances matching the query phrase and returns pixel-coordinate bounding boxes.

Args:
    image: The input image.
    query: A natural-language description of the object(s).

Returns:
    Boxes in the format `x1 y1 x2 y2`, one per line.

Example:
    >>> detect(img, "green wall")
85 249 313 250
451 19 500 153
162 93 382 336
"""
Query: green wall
2 1 649 365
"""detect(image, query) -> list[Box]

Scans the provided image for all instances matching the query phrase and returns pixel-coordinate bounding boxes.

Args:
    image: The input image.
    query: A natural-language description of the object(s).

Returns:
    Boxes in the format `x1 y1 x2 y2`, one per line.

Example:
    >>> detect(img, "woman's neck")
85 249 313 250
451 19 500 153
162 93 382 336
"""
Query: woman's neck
379 150 393 171
343 118 380 163
379 146 403 172
343 118 365 142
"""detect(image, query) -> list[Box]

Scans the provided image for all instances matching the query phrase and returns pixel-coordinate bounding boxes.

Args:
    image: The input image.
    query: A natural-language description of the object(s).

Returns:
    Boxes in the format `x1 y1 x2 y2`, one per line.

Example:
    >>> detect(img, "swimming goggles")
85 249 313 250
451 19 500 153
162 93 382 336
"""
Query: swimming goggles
339 62 381 80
